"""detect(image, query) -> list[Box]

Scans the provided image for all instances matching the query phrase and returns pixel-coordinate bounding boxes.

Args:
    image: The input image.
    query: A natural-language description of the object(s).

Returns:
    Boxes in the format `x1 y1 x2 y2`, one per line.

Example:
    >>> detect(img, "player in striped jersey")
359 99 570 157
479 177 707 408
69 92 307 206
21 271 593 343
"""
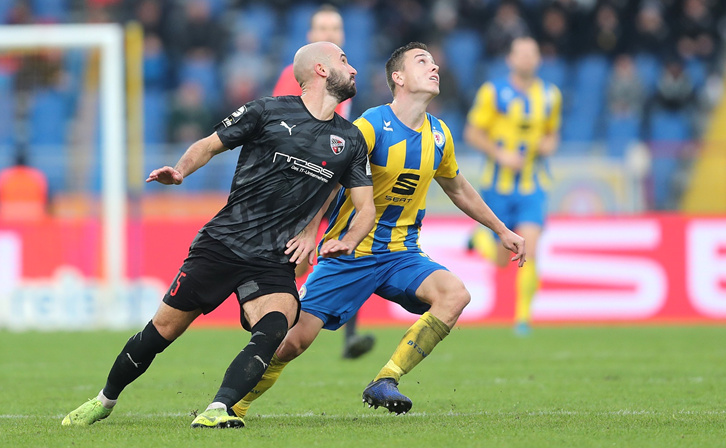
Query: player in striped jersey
230 42 525 418
465 37 561 336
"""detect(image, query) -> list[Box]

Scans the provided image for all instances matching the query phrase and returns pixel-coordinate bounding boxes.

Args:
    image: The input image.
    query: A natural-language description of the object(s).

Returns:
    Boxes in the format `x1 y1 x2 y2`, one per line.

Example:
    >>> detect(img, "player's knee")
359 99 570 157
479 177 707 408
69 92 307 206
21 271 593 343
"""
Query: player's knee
150 319 185 342
431 285 470 320
448 287 471 316
253 311 289 345
276 333 311 361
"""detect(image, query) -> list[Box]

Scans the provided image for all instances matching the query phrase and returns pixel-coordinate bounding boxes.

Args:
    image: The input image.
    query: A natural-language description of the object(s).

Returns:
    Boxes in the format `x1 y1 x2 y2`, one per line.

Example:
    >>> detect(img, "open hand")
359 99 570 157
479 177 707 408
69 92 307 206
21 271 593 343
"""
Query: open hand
318 239 354 259
285 228 317 265
146 166 183 185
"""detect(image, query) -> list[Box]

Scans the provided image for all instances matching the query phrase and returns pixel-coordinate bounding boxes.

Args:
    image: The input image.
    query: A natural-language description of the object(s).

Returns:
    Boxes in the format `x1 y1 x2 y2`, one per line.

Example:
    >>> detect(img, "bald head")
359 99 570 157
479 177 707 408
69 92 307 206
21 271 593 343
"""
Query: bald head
293 41 341 89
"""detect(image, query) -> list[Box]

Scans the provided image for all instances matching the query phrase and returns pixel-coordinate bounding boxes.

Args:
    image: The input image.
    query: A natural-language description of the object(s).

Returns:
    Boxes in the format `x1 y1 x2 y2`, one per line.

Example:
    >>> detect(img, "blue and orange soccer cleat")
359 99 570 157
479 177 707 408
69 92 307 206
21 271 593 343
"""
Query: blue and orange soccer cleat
362 378 412 415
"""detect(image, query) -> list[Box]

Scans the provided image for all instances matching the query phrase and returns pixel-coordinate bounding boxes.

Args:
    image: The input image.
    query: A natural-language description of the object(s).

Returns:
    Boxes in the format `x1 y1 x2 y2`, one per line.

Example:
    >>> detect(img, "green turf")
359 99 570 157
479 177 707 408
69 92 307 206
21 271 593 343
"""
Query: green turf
1 325 724 447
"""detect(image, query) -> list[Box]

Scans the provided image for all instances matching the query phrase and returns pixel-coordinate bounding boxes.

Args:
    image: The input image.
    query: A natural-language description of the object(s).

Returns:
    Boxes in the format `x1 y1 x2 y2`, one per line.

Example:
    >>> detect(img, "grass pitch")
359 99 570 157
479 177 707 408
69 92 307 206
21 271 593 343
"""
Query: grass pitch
1 325 724 447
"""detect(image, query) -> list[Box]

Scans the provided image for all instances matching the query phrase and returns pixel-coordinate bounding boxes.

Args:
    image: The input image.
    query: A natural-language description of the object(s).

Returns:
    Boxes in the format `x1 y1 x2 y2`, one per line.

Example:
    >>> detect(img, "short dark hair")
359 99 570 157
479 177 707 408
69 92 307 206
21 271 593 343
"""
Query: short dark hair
385 42 428 95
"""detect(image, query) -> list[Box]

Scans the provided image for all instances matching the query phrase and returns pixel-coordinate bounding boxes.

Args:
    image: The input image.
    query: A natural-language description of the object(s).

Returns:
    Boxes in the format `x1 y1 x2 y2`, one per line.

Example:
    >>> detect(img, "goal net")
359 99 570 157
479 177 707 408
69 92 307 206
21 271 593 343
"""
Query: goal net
0 24 160 330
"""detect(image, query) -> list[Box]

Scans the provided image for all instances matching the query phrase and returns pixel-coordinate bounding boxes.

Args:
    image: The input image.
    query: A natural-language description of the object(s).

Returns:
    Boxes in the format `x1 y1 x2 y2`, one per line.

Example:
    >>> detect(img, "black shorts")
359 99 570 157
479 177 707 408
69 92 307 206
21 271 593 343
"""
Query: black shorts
162 232 300 330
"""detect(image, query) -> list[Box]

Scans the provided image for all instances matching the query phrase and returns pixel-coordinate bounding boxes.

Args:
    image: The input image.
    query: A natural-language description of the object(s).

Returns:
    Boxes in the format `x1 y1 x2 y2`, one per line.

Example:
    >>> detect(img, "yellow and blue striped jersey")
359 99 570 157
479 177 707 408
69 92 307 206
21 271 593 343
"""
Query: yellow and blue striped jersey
321 104 459 258
467 77 561 194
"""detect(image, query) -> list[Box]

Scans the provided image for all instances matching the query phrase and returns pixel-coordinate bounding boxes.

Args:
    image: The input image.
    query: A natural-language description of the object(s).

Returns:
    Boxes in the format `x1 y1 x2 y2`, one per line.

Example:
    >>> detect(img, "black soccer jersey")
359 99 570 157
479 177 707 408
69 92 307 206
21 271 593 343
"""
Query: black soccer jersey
203 95 372 263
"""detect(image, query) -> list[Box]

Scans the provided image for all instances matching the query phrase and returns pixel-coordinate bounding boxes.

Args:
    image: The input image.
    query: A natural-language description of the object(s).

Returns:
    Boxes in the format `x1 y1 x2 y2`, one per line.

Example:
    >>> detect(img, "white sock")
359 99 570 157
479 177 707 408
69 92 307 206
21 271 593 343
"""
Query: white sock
97 390 117 409
206 402 227 412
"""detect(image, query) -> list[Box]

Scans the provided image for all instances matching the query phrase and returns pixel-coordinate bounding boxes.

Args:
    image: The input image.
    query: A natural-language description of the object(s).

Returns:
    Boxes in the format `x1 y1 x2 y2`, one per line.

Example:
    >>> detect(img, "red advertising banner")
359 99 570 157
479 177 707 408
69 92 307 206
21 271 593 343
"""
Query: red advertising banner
2 214 725 329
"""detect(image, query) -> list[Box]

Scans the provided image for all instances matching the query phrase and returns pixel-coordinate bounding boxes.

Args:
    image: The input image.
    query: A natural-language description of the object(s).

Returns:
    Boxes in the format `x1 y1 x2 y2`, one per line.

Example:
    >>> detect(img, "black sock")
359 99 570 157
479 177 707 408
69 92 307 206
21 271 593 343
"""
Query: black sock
103 321 172 400
213 311 288 408
345 313 359 340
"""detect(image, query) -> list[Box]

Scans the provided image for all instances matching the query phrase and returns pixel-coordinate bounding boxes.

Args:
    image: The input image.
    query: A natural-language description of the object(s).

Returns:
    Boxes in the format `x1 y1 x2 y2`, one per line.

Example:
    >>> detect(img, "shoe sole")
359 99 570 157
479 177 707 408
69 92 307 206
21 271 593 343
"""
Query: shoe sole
191 419 244 429
362 394 412 415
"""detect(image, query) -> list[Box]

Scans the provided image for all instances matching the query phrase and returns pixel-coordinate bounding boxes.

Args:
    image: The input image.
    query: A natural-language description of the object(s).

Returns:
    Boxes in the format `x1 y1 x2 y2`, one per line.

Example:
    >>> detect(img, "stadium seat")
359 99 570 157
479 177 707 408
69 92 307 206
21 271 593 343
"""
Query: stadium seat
561 112 598 145
201 0 225 18
179 56 221 105
282 3 319 64
28 88 71 147
572 56 609 110
0 1 15 24
30 0 67 22
0 71 14 147
234 4 276 53
649 109 692 142
633 53 660 94
685 58 707 90
443 30 483 94
573 55 610 88
143 47 169 90
26 144 67 195
342 5 375 93
605 114 641 158
538 56 568 90
63 49 86 111
438 109 464 144
647 109 692 209
143 88 168 145
484 56 509 82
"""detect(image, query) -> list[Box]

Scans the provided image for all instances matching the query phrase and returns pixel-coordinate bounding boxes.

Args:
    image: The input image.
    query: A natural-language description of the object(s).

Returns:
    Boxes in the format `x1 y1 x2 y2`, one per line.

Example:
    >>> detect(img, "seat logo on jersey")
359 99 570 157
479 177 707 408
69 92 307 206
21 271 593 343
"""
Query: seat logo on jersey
222 106 246 127
280 121 296 135
433 130 445 149
391 173 420 195
330 135 345 155
273 152 334 183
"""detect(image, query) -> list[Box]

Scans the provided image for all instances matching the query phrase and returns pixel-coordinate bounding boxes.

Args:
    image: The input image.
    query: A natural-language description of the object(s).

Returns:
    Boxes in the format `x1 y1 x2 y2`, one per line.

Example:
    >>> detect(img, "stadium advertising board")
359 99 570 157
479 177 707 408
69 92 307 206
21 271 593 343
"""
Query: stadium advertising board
1 215 725 329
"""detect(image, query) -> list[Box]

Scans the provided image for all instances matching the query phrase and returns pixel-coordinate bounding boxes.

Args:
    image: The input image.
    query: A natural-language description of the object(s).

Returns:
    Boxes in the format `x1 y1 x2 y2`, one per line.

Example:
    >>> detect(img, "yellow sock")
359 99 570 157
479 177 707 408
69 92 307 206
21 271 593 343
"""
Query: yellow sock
373 312 450 383
230 354 289 419
515 261 539 323
471 227 497 263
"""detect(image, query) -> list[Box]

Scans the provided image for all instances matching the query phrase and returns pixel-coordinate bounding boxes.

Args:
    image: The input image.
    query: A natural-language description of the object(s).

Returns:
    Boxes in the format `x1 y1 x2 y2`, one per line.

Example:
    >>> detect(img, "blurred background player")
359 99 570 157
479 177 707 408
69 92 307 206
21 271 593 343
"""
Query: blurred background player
0 148 48 222
464 36 561 336
272 3 374 360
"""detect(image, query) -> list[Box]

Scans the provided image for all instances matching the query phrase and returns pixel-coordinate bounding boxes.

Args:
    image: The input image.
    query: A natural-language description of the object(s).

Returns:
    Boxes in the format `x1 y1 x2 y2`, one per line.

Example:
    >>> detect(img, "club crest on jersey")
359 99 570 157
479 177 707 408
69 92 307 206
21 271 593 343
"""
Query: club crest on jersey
330 135 345 155
433 130 445 149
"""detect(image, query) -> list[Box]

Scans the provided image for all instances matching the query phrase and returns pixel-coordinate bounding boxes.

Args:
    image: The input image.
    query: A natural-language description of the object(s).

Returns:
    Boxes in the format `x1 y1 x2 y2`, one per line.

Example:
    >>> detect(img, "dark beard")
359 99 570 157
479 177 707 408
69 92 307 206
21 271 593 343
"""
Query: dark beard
326 69 356 102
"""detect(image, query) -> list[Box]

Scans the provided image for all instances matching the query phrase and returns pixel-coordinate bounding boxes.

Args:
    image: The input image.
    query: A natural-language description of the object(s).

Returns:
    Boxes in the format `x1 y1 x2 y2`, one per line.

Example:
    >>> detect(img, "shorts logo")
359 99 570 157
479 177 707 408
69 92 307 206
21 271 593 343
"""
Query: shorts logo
299 284 307 299
222 105 246 127
330 135 345 155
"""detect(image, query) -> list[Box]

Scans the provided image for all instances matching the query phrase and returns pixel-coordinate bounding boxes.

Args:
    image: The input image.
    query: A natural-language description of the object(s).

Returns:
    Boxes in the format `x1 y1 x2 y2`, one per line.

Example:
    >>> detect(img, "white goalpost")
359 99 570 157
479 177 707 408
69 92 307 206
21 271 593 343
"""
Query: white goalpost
0 24 127 322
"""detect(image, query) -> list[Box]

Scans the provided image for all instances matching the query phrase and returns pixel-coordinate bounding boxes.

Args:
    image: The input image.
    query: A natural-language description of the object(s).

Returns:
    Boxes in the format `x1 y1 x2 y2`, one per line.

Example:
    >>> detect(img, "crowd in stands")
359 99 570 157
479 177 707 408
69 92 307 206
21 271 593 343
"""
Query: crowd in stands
0 0 724 210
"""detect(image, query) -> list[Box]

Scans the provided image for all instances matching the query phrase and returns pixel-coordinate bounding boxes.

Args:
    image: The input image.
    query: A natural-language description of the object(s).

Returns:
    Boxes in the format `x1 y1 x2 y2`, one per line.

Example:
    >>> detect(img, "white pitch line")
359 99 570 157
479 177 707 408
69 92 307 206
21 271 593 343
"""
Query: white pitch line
2 409 725 420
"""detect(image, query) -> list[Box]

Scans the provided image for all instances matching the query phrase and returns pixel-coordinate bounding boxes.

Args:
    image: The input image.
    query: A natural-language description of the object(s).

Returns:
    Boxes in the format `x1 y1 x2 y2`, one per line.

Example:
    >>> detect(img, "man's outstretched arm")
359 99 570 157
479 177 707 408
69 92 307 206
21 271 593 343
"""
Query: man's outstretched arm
146 132 228 185
436 173 526 266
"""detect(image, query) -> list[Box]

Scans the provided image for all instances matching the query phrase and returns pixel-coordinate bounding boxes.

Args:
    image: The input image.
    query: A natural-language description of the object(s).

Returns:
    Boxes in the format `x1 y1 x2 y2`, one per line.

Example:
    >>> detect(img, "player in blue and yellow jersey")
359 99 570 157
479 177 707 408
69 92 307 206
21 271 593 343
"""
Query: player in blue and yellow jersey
464 37 561 336
229 42 525 418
